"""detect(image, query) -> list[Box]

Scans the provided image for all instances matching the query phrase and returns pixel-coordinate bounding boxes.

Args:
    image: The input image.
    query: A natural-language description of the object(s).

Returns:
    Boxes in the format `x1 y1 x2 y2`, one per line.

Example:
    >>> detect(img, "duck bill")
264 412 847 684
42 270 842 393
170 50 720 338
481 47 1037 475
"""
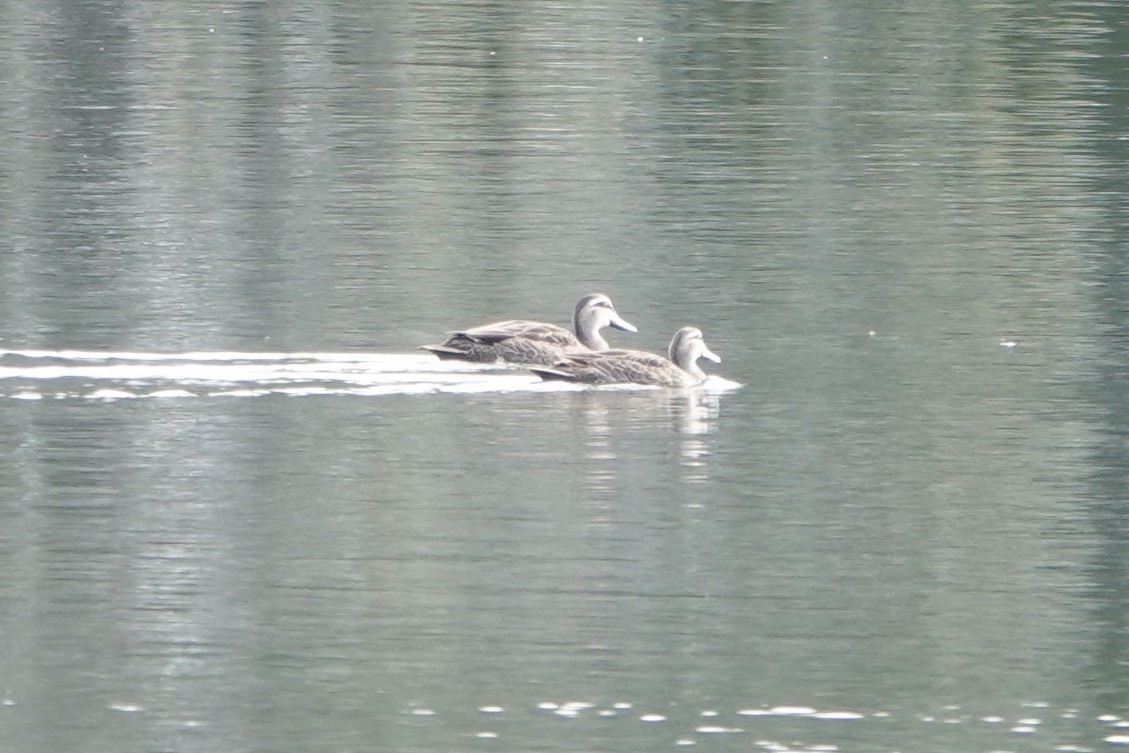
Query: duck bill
610 313 638 333
701 345 721 363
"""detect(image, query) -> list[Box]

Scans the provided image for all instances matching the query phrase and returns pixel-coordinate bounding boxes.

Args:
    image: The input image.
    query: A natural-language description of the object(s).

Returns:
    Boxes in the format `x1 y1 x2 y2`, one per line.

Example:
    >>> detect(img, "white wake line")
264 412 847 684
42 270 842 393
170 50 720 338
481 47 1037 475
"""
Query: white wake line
0 349 488 369
0 350 512 383
0 348 347 361
0 363 498 383
0 349 742 397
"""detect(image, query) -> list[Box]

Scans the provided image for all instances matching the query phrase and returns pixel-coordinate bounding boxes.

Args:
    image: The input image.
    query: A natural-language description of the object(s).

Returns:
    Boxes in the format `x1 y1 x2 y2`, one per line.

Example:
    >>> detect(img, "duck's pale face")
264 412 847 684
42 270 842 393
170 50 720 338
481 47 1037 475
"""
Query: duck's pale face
585 297 637 333
672 327 721 366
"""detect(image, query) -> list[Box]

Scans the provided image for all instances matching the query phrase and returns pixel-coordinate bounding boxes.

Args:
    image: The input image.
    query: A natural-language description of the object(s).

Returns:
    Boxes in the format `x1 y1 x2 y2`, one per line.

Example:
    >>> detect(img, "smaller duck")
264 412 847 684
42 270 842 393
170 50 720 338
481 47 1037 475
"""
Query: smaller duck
421 293 637 365
531 327 720 387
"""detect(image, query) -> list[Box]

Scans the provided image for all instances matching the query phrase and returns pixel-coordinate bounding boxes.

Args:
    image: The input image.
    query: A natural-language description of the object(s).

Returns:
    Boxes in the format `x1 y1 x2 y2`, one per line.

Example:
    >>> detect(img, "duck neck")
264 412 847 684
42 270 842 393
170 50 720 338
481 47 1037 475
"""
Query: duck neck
679 357 706 382
575 314 608 350
670 343 706 382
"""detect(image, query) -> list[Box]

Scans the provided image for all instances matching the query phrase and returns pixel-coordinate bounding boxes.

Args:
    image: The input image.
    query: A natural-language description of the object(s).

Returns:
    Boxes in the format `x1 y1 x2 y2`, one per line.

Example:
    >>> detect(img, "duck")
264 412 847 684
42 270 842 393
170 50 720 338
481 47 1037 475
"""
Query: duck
531 327 720 387
421 293 637 365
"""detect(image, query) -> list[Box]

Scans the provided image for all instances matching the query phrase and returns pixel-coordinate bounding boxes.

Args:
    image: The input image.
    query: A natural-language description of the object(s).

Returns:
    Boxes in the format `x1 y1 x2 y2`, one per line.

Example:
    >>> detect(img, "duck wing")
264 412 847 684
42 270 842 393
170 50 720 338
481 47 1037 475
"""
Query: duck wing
551 349 687 386
460 320 579 347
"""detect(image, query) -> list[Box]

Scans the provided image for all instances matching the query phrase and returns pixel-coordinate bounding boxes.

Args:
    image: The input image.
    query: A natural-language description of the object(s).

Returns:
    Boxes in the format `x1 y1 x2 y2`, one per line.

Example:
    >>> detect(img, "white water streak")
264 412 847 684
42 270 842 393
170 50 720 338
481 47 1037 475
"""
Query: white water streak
0 349 740 400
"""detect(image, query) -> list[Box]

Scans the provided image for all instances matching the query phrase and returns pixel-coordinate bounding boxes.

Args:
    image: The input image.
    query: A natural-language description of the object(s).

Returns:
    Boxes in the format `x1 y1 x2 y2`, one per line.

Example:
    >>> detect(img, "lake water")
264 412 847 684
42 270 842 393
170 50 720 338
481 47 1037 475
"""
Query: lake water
2 1 1128 752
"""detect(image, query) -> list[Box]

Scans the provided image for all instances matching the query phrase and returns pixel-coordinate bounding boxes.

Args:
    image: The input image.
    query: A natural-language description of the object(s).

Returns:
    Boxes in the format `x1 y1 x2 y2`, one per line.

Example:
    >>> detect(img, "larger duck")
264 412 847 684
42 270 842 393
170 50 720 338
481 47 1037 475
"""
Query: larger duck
421 293 637 365
531 327 720 387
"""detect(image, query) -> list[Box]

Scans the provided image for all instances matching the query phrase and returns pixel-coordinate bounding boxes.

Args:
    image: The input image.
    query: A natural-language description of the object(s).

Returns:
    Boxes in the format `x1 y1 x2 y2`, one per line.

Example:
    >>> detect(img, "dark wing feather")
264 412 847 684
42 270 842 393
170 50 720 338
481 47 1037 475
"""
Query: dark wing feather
496 336 567 364
546 349 689 386
461 320 580 348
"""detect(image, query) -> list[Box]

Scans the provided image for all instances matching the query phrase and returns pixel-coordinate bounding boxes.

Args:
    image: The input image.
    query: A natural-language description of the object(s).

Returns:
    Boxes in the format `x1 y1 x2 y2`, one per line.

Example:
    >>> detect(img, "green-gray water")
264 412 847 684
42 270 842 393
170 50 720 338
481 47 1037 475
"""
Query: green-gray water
2 1 1127 751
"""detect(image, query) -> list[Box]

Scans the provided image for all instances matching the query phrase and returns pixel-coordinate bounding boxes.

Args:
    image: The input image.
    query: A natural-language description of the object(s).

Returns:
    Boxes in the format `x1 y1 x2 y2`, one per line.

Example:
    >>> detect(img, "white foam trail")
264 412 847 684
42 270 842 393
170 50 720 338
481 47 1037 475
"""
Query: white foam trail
0 350 741 400
0 349 466 365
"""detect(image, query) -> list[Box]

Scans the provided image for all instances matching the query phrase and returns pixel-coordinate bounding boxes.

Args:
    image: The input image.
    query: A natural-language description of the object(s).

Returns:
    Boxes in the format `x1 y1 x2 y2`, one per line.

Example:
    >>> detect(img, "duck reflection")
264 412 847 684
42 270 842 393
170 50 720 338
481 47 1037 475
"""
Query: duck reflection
578 397 616 500
564 388 724 492
676 392 720 484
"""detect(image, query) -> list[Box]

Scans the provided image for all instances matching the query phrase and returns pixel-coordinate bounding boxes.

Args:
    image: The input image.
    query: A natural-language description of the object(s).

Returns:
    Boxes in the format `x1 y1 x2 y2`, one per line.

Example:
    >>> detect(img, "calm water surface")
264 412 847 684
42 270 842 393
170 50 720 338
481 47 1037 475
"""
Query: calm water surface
1 1 1128 752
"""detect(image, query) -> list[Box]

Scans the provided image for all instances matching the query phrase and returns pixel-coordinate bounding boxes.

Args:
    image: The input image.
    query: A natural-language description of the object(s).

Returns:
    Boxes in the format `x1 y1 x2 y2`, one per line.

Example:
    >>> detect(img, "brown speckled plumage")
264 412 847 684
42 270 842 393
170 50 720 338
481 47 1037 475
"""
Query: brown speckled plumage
531 327 720 387
421 294 636 365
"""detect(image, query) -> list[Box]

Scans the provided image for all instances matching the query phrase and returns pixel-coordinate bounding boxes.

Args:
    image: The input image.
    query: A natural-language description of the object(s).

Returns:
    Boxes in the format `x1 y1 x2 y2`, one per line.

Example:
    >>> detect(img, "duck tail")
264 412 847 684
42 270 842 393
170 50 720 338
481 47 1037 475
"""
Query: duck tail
530 367 576 382
420 344 465 359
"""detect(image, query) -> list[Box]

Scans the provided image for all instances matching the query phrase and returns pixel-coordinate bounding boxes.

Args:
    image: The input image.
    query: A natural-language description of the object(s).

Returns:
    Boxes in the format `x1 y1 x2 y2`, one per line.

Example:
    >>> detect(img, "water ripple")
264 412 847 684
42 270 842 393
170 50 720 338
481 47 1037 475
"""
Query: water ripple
0 350 741 400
